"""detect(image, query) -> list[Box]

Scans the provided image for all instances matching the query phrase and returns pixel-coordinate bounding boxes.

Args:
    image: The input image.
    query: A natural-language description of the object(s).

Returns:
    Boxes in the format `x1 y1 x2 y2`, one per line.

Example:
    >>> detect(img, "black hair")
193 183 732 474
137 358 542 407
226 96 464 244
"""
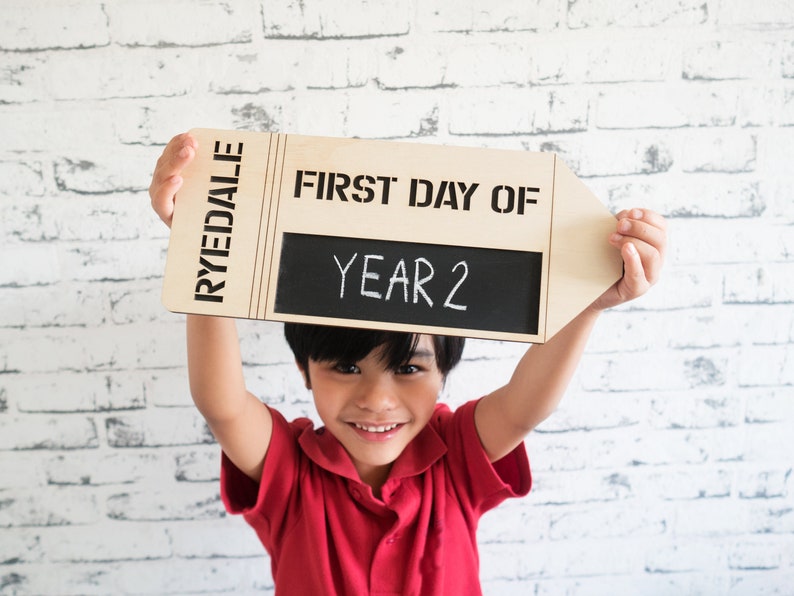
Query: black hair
284 323 465 377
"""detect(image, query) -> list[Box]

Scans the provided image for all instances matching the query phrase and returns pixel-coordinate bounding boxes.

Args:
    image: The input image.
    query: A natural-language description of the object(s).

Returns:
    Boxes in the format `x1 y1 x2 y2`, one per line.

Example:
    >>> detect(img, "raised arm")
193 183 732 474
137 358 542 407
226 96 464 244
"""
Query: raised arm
151 133 273 482
475 208 667 462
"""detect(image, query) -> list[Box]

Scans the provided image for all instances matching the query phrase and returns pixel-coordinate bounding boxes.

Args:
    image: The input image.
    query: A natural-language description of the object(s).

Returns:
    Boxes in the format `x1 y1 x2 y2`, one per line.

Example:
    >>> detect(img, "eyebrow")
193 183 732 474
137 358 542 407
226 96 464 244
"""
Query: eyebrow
408 349 435 361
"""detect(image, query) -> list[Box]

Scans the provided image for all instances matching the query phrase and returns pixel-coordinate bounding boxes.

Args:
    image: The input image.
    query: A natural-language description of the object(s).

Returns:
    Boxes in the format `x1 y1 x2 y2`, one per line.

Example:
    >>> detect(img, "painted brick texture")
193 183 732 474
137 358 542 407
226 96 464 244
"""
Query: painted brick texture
1 1 792 594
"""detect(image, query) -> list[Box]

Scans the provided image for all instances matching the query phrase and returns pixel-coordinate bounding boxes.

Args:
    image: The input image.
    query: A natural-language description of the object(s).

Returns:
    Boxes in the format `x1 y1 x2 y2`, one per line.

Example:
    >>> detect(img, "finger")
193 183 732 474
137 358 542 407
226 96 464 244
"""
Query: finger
610 215 667 260
150 175 183 227
614 208 667 234
610 234 664 285
151 134 197 190
618 241 650 300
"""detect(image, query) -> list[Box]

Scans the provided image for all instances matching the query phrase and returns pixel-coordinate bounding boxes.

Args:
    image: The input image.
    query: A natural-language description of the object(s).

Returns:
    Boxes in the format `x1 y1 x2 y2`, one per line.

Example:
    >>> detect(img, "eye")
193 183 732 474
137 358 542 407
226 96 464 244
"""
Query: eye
395 364 421 375
334 363 360 374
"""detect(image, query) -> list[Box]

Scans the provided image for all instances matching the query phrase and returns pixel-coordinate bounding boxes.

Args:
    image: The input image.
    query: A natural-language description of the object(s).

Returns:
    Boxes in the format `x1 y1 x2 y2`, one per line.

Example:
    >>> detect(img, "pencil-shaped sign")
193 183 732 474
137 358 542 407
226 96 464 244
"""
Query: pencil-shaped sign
162 128 622 343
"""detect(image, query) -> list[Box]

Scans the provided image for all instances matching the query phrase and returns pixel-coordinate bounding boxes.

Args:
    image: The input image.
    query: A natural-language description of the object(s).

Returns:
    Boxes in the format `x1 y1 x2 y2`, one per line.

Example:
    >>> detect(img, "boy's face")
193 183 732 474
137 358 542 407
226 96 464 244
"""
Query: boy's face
302 335 444 488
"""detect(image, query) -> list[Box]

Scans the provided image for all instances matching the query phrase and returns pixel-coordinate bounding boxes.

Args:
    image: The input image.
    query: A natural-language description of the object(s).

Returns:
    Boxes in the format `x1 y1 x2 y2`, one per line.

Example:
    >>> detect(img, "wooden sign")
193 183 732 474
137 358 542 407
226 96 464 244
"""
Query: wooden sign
162 128 622 343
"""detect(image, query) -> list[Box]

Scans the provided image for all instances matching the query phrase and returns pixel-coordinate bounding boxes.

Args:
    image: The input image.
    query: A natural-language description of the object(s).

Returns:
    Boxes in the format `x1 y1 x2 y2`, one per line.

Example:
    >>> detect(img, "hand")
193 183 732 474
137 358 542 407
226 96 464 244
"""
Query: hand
148 132 198 227
591 208 667 312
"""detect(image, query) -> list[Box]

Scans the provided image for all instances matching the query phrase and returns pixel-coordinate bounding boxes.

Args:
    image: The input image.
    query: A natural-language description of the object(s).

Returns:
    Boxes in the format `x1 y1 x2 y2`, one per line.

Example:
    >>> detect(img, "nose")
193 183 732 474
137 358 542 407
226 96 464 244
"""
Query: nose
355 374 397 413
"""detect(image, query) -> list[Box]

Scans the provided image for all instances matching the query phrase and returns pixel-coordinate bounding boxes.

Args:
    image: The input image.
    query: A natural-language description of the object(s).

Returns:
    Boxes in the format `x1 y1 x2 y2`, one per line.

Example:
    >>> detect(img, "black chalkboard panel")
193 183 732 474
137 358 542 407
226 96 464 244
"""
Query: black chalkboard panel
274 233 542 335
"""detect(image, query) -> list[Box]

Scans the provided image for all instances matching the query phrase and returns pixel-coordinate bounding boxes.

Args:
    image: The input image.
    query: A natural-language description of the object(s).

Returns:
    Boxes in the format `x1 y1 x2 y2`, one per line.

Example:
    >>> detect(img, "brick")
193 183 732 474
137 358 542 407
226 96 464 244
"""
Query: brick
208 42 372 94
280 90 351 137
0 487 100 527
143 368 194 409
738 85 790 127
0 244 61 288
717 0 794 27
109 280 177 325
672 499 756 537
57 240 165 282
746 501 794 535
724 264 794 305
0 1 109 51
537 392 645 433
0 559 271 595
39 523 172 562
530 38 671 84
669 219 794 265
479 500 545 543
448 87 589 136
544 538 644 577
733 305 794 345
525 467 637 506
641 466 733 500
681 130 757 173
106 409 213 448
0 284 112 328
736 467 790 500
0 452 47 489
601 174 764 218
567 0 709 28
0 161 45 198
418 0 562 33
106 1 258 47
26 47 195 101
728 538 786 570
53 147 155 194
263 0 411 39
645 539 727 572
743 421 794 466
0 102 118 152
174 448 221 482
580 350 728 392
727 571 794 595
45 451 171 486
745 388 794 424
0 528 42 564
0 325 180 375
106 484 224 521
8 371 145 413
445 40 532 87
169 519 263 558
596 84 738 129
542 132 674 177
374 39 533 89
6 193 154 243
0 415 98 450
683 41 780 81
343 90 440 139
648 392 743 429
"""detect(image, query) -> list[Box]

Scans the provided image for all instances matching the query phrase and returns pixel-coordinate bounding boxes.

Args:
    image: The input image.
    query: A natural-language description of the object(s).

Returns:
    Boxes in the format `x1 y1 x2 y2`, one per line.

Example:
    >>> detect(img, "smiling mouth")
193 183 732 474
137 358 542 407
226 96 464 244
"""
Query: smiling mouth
352 422 401 433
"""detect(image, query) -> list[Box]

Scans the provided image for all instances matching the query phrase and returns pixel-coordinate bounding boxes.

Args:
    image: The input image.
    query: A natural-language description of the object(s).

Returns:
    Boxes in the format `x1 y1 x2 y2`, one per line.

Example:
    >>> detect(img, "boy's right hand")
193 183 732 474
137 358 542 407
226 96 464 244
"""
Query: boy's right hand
149 132 198 228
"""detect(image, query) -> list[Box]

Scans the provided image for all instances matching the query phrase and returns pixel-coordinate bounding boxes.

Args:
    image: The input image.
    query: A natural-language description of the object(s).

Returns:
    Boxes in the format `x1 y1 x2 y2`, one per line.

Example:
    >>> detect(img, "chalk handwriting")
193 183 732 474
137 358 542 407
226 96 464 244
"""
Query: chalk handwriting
333 252 469 311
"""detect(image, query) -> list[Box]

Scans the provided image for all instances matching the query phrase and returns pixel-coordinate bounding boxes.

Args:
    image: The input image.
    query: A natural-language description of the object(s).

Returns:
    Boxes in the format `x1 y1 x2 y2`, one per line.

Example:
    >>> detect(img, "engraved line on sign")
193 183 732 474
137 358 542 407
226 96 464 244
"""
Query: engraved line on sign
260 134 288 319
249 134 275 318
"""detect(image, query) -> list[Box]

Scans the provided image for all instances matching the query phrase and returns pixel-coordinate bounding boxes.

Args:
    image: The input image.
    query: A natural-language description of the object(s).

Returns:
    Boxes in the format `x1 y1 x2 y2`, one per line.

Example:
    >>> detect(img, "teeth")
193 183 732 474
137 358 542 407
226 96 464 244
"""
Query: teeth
354 423 399 433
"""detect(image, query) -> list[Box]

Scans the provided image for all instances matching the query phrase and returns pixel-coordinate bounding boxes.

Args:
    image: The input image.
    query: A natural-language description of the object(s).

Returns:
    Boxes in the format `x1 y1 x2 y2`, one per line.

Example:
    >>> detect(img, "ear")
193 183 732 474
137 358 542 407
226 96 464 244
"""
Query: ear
296 360 311 390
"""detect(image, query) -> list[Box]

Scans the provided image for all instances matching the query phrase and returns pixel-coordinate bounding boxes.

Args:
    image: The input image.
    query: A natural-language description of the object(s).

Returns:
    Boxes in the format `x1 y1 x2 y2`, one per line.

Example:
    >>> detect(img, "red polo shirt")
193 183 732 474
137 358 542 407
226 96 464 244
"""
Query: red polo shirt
221 399 531 595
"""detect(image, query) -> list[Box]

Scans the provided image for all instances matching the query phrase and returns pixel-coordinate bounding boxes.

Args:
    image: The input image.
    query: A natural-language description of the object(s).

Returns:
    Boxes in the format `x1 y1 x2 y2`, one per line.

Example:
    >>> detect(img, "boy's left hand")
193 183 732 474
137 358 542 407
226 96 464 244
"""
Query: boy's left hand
591 208 667 312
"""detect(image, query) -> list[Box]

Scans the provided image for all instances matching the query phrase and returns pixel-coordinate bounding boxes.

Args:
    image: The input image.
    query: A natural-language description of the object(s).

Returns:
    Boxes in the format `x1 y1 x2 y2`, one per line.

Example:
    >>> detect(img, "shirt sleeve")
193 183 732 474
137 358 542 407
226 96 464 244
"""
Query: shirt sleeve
438 399 532 517
219 405 303 544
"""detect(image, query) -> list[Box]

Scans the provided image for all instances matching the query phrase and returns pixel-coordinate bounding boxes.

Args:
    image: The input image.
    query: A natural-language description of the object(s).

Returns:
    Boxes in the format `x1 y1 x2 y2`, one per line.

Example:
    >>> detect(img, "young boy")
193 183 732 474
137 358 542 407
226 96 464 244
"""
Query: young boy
150 133 666 595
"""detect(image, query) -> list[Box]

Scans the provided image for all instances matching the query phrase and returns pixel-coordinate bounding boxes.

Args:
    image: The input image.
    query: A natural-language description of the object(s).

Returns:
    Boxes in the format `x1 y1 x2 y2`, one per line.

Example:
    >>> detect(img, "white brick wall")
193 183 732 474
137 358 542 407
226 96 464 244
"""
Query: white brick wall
1 1 792 594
